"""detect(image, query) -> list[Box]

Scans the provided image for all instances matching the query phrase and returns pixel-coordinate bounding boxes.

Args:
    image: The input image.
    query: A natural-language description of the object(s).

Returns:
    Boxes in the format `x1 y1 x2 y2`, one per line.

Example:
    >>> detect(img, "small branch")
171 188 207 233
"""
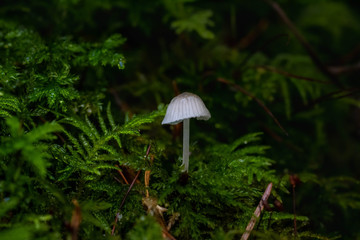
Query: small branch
162 230 177 240
240 33 290 67
292 183 297 236
328 62 360 75
70 199 81 240
111 144 152 236
111 170 141 235
115 164 130 185
290 175 300 236
145 168 151 198
109 88 133 117
218 78 288 136
262 0 343 88
172 80 180 96
254 65 332 84
261 123 303 153
241 183 273 240
237 19 269 49
336 43 360 64
296 87 360 113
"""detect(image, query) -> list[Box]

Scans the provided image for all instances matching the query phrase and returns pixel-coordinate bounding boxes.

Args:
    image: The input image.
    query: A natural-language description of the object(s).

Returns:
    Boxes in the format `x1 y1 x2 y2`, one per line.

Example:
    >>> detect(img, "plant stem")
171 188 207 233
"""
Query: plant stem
292 184 297 236
183 118 190 172
241 183 273 240
111 170 141 235
111 144 151 236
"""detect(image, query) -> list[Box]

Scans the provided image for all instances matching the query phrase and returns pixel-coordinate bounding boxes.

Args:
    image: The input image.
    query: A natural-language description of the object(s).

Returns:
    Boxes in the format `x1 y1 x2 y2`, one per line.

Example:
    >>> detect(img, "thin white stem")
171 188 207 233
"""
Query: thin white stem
183 118 190 172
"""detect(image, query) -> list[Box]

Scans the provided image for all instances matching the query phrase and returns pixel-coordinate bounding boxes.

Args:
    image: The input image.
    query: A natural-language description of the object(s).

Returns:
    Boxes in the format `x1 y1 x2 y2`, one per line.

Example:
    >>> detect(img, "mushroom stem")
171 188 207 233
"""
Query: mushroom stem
183 118 190 172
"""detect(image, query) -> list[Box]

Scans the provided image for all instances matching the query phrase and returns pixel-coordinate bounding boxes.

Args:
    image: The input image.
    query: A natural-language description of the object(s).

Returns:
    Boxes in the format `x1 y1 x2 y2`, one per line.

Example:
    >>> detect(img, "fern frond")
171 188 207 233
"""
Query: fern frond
230 132 263 152
97 107 107 134
85 115 100 140
60 117 97 143
122 108 166 129
62 130 86 158
106 102 116 130
79 134 92 156
58 105 163 180
0 95 21 117
0 118 62 177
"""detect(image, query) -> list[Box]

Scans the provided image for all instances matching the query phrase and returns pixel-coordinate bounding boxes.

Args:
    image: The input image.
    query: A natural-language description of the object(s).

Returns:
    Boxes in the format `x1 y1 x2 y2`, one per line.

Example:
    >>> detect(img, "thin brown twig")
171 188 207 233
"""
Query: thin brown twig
162 230 177 240
70 199 81 240
111 144 152 236
108 88 133 117
217 77 288 136
254 65 332 84
262 0 343 88
296 87 360 113
145 170 151 198
239 33 290 68
336 43 360 64
115 164 130 185
241 183 273 240
111 170 141 235
292 183 297 236
237 19 269 49
290 175 300 236
328 61 360 75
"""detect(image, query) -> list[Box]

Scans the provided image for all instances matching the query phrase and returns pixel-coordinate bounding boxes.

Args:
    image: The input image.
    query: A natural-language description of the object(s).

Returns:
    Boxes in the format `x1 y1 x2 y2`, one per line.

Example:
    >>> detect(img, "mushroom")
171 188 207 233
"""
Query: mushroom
162 92 211 172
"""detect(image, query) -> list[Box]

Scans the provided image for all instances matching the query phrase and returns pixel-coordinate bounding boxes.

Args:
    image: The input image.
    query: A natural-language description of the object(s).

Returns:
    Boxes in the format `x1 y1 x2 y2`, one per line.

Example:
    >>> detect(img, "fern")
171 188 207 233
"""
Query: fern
27 69 80 112
171 10 215 39
0 117 62 177
151 132 285 239
0 94 20 118
1 1 359 239
55 105 165 180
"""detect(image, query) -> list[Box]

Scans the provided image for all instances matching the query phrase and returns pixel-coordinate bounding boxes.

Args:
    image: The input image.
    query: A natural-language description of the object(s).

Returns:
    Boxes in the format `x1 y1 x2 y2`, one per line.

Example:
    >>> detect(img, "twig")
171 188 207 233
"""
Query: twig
241 183 273 240
290 175 300 236
296 87 360 113
115 164 130 185
172 80 180 96
111 144 152 236
218 77 288 136
145 170 151 198
240 33 290 68
237 19 269 49
162 230 177 240
335 43 360 65
261 123 303 152
262 0 343 88
144 154 154 198
254 65 332 84
292 183 297 236
109 88 133 117
70 199 81 240
328 62 360 75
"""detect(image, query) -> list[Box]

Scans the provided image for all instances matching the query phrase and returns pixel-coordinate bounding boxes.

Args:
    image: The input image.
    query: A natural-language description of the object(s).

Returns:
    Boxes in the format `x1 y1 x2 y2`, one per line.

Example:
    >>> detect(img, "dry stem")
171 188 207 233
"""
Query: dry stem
241 183 273 240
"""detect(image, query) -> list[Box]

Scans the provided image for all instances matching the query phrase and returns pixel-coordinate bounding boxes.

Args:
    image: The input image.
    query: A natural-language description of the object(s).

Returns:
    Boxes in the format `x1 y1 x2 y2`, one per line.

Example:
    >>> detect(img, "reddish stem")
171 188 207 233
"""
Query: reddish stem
111 144 152 235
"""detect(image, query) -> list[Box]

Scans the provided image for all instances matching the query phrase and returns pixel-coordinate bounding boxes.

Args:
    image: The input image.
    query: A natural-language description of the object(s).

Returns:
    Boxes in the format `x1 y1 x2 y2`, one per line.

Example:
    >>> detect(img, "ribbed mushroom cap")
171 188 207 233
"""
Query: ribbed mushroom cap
162 92 211 125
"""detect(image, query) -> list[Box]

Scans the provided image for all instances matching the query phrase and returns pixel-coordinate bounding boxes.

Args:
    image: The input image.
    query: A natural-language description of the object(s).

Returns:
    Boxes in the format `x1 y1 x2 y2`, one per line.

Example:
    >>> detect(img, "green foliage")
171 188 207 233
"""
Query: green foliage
150 132 284 239
126 216 163 240
1 0 360 239
0 94 20 118
171 9 215 39
0 117 62 177
55 104 165 180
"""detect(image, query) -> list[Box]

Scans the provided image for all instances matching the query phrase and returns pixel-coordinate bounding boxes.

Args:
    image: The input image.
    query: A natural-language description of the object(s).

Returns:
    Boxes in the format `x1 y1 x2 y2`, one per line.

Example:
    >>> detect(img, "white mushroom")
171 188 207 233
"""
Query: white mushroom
162 92 211 172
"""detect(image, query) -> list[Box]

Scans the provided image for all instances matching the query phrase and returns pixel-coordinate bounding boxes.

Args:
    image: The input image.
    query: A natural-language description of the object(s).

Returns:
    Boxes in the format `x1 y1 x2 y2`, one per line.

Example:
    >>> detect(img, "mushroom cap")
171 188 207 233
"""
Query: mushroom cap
162 92 211 125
